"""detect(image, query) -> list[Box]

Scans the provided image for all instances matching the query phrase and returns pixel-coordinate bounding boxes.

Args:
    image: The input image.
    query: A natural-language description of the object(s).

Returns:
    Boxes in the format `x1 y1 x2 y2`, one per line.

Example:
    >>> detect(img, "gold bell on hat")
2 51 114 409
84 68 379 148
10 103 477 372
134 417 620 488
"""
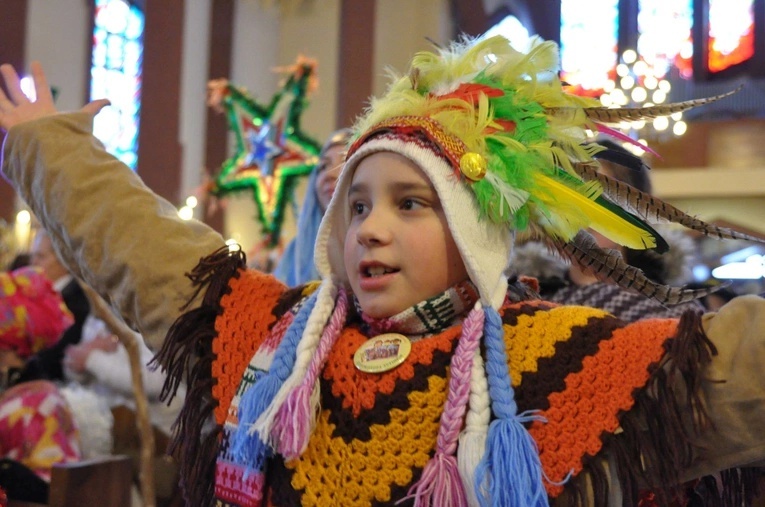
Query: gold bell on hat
459 152 487 181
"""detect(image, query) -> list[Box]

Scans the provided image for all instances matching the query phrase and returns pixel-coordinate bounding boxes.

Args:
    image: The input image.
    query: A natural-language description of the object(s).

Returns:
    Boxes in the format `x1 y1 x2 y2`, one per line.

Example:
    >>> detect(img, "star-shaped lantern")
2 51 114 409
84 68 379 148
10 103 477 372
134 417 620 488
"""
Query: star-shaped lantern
208 56 321 248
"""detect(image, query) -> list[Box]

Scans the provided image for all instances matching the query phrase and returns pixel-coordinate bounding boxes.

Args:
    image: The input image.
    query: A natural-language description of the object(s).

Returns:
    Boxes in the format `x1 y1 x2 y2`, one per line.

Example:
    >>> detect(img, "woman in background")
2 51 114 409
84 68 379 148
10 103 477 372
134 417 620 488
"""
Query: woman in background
273 128 351 286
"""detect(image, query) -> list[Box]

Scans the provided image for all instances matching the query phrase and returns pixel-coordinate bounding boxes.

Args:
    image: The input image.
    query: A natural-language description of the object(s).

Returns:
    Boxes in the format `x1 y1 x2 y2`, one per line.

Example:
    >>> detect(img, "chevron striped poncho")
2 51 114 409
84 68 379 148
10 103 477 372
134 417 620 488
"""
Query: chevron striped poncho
153 249 763 507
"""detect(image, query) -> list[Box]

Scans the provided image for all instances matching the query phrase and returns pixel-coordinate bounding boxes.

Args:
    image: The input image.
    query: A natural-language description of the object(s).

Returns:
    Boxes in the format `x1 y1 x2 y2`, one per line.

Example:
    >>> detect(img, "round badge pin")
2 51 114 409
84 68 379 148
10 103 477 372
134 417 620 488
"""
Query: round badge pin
353 333 412 373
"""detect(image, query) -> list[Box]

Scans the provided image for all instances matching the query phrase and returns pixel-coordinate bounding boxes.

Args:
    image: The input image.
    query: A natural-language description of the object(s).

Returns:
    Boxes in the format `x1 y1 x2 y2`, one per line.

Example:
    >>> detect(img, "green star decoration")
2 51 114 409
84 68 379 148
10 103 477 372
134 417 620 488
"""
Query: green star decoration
209 58 321 248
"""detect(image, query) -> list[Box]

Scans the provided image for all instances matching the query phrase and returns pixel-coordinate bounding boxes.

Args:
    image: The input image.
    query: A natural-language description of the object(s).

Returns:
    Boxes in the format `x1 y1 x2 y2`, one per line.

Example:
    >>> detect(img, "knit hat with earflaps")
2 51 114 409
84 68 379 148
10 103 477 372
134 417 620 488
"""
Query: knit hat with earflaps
315 131 514 310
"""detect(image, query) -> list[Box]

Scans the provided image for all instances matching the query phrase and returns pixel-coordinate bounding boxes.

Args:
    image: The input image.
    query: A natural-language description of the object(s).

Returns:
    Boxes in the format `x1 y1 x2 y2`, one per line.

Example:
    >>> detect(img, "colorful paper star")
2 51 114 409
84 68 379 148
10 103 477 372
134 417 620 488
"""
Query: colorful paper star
208 58 321 248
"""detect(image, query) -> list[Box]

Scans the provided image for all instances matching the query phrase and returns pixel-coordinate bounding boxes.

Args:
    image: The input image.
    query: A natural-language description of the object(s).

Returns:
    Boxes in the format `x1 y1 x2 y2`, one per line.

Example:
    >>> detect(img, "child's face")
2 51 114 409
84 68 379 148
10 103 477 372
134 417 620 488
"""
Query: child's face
315 144 345 212
343 151 468 318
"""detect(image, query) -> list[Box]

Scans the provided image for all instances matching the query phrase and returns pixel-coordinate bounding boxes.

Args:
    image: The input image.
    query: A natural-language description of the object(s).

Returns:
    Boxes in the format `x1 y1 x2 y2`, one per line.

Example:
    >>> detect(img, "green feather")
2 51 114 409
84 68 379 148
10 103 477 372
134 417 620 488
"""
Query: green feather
551 168 669 252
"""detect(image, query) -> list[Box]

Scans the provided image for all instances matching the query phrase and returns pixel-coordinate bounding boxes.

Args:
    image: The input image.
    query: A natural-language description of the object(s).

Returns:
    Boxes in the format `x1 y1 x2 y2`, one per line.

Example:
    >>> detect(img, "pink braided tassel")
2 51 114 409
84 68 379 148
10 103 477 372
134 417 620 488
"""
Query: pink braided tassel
405 304 485 507
408 453 466 507
271 289 348 458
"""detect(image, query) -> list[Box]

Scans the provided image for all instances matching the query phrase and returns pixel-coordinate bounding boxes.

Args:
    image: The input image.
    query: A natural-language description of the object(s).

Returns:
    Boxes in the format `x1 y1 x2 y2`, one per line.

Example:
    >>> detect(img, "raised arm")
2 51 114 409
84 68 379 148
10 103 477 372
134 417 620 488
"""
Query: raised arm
0 62 225 351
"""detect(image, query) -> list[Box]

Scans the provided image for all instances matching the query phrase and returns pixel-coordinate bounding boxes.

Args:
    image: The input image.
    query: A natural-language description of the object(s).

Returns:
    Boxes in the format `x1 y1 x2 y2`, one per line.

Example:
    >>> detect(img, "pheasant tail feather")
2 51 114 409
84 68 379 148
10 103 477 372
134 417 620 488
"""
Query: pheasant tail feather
573 163 765 244
551 231 720 305
582 86 743 124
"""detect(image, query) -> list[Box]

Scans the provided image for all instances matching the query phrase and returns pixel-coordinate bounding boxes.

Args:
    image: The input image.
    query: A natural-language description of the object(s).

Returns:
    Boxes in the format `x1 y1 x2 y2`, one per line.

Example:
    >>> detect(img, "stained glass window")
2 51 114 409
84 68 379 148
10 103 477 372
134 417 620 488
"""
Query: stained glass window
483 14 531 52
560 0 619 95
708 0 755 73
90 0 144 170
637 0 694 79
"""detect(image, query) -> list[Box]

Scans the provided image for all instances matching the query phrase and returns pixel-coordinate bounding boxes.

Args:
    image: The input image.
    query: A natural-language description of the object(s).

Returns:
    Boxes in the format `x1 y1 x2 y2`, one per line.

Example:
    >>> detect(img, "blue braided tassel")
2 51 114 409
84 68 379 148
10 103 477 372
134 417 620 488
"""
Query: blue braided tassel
229 291 319 467
474 307 549 507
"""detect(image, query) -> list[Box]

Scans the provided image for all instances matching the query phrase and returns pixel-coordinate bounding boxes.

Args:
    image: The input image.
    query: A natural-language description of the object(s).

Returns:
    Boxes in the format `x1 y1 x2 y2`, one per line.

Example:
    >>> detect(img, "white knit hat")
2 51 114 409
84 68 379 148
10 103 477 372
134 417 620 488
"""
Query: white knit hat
314 133 513 310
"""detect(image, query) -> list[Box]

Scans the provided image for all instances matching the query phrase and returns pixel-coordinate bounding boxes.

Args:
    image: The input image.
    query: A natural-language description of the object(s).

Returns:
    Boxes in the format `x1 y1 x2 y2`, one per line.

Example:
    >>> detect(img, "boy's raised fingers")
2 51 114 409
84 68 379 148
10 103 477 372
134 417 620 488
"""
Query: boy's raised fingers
0 81 11 112
0 64 29 104
30 61 53 104
82 98 111 117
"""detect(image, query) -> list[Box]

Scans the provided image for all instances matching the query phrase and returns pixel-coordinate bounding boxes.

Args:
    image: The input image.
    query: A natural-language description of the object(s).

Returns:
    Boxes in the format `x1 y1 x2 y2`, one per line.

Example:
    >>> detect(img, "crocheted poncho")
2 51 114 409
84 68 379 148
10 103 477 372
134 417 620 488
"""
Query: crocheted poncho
156 249 752 507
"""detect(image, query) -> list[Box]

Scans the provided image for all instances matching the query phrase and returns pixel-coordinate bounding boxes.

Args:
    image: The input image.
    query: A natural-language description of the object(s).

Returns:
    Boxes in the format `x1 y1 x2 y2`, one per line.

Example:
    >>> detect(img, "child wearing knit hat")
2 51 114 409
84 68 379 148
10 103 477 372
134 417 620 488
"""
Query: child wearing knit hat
0 266 73 383
3 35 765 507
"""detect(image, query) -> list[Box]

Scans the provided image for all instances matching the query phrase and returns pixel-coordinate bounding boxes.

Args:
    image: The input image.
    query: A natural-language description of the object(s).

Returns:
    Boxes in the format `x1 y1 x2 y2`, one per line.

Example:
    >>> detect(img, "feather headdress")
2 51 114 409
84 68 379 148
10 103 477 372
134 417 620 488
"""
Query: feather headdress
346 34 758 303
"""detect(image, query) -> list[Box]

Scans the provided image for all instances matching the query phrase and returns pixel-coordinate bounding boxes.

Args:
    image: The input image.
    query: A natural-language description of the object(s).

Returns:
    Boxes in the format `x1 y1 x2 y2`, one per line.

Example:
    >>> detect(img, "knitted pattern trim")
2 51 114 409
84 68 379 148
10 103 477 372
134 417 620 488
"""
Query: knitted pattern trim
356 279 479 338
214 289 318 506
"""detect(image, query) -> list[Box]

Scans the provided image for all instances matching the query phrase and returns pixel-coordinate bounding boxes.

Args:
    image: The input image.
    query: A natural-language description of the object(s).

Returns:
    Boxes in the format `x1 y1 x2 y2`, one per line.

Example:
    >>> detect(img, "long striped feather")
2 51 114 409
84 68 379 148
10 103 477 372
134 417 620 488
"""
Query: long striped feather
572 162 765 244
532 172 661 250
581 87 742 124
550 231 720 305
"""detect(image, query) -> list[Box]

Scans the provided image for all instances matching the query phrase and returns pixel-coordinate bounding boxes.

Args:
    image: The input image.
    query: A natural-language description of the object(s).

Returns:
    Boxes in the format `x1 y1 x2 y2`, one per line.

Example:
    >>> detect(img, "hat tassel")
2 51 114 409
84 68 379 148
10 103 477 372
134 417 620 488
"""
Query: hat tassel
229 291 319 468
474 307 549 507
405 303 485 506
271 288 349 458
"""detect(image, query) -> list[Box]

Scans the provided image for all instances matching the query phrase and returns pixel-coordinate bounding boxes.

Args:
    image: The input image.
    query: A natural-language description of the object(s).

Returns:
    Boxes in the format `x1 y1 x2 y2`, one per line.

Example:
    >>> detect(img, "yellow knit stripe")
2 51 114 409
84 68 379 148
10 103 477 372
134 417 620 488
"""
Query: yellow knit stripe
504 306 610 386
286 374 448 506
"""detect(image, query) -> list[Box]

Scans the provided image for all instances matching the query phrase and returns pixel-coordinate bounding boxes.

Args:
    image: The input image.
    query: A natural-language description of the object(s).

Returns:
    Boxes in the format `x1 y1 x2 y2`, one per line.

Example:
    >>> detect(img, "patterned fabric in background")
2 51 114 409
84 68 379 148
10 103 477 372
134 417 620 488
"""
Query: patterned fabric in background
0 267 73 359
547 282 703 322
0 380 81 481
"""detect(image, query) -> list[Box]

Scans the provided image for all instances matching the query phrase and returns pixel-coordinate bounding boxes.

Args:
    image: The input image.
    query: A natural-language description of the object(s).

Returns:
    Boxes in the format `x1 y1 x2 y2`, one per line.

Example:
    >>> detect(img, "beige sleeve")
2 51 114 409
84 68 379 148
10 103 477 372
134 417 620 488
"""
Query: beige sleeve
683 294 765 479
1 112 226 351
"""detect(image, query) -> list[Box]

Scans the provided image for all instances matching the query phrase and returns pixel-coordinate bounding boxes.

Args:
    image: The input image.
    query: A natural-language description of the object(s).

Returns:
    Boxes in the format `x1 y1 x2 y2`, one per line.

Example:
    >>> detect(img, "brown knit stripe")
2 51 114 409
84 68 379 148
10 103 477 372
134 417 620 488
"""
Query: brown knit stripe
502 305 613 389
514 313 624 412
501 299 559 326
321 320 458 443
323 344 454 443
530 318 678 496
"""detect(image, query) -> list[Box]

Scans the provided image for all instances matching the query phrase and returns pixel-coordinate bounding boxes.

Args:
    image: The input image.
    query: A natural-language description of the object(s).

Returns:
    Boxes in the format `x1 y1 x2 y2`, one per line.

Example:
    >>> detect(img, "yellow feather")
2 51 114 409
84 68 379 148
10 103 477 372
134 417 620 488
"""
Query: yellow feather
532 173 658 249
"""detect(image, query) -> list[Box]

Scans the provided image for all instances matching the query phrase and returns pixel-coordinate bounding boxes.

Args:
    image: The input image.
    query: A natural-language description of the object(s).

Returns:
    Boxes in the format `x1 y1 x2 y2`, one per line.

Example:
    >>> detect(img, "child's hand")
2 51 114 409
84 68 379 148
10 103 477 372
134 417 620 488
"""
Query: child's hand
0 61 110 132
89 333 120 353
63 344 90 374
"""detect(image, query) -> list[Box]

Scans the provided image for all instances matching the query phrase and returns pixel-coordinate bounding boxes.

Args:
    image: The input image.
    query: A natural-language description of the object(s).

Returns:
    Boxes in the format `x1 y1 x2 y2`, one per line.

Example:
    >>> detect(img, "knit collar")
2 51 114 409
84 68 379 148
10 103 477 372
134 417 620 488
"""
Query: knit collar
353 279 479 339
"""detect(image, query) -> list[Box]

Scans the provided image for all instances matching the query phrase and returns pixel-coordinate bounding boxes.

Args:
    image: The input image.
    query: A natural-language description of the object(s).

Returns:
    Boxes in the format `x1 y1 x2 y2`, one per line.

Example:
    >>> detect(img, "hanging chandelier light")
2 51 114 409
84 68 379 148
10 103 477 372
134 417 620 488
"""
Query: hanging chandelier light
599 49 687 149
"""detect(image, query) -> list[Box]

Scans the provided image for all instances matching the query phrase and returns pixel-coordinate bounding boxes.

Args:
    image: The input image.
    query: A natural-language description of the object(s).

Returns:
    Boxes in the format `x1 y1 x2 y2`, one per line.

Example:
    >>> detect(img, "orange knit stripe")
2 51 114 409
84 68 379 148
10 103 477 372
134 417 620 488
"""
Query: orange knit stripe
529 318 679 496
323 325 461 417
211 270 288 424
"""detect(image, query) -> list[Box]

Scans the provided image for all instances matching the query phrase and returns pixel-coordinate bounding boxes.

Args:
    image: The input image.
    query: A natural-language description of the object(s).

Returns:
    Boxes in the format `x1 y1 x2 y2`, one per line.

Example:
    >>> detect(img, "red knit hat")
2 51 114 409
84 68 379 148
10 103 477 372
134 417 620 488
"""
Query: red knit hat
0 267 73 359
